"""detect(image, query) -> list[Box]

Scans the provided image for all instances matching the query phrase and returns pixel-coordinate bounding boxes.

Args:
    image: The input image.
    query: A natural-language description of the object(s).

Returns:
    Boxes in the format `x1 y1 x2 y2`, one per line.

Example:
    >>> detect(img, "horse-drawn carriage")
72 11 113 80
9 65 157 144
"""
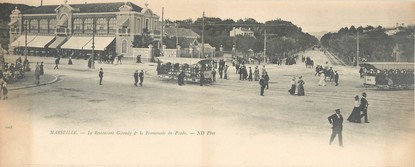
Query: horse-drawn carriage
305 57 314 68
156 57 213 84
359 62 414 89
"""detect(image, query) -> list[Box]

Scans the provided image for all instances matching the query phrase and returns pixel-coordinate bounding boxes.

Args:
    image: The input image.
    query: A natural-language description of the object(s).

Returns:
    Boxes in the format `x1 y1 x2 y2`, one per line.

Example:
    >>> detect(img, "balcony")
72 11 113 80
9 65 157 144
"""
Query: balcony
10 28 19 34
117 28 130 35
55 28 69 35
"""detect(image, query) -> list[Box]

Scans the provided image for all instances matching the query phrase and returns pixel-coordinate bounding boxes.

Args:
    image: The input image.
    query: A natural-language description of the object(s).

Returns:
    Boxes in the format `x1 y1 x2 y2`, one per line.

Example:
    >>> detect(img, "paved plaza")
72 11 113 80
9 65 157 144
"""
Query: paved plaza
1 50 414 166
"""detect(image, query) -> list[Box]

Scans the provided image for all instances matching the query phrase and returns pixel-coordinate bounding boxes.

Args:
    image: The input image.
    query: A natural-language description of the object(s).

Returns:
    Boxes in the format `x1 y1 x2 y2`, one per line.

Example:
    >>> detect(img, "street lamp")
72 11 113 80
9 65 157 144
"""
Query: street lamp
24 19 28 59
91 18 96 69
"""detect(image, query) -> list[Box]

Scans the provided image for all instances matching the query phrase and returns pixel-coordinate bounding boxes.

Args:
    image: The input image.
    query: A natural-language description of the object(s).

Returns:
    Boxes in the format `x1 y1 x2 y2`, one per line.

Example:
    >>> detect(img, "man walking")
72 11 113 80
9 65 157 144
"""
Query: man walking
328 109 343 147
99 68 104 85
139 70 144 86
360 92 369 123
211 68 216 82
264 72 270 89
40 62 44 75
334 71 339 86
200 71 205 86
259 76 266 96
134 70 139 86
54 57 60 69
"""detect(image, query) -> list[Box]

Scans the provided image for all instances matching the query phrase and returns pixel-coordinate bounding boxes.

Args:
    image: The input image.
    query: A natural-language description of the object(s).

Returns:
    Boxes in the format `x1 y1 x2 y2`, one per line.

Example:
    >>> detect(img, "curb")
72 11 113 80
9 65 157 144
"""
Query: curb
9 75 59 91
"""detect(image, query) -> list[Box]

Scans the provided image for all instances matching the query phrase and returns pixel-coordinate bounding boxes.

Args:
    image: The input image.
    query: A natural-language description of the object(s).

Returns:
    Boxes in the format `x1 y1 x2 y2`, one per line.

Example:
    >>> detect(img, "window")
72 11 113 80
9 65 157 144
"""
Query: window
108 18 116 33
49 19 56 30
39 19 48 31
84 18 93 31
73 18 82 31
30 19 38 32
145 19 149 29
97 18 107 31
122 40 127 53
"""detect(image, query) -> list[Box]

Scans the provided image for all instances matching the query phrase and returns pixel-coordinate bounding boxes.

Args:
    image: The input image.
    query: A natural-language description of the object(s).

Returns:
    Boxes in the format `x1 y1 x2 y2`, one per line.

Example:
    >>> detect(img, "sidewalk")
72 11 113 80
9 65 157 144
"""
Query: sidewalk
7 72 58 90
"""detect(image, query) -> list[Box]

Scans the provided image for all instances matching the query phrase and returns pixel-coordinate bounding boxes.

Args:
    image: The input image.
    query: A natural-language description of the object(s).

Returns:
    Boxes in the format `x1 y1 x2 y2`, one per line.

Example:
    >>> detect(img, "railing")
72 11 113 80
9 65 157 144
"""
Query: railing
9 28 19 34
55 28 69 35
117 28 130 35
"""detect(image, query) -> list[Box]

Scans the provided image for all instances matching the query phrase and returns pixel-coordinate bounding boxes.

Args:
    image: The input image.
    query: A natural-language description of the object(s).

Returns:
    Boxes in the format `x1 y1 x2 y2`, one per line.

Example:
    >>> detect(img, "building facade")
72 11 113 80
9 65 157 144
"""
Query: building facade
8 1 160 59
230 27 254 37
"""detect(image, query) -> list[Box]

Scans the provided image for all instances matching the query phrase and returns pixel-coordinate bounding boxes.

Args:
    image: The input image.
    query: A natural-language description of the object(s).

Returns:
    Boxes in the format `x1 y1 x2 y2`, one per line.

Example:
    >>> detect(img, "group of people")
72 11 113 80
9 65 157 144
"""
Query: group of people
315 62 339 86
361 67 414 87
288 76 305 96
328 92 370 147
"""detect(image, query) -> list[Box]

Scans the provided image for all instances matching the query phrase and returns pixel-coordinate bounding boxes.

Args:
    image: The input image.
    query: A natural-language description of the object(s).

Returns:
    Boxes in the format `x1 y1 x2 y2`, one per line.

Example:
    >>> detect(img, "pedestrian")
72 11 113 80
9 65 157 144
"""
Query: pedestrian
23 58 29 71
224 65 229 80
261 65 266 76
68 56 73 65
117 54 123 64
319 71 326 86
347 95 361 123
54 57 60 69
178 71 185 86
235 63 240 74
288 77 296 95
239 66 243 80
334 71 339 86
0 77 4 99
264 72 270 89
297 76 305 96
259 76 266 96
134 70 139 86
360 92 369 123
2 81 8 100
139 70 144 86
200 71 205 86
219 66 223 79
248 67 253 81
99 68 104 85
35 66 40 85
359 67 365 79
40 62 44 75
211 68 216 82
254 66 260 81
88 58 92 69
328 109 343 147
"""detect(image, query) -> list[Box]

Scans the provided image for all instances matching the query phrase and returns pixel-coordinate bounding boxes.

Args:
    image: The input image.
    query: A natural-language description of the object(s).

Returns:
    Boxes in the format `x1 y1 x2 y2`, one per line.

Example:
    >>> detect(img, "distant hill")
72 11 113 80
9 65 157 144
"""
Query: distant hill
0 3 35 21
308 31 330 41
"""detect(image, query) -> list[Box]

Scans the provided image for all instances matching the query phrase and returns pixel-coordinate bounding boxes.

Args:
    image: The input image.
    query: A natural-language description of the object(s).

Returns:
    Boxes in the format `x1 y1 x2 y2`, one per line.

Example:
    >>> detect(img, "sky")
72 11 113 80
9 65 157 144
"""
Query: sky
2 0 415 33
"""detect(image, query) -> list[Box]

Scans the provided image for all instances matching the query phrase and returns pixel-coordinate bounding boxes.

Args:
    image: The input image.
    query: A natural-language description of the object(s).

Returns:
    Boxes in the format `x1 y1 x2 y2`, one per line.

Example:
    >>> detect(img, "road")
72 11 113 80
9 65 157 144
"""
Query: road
1 49 414 166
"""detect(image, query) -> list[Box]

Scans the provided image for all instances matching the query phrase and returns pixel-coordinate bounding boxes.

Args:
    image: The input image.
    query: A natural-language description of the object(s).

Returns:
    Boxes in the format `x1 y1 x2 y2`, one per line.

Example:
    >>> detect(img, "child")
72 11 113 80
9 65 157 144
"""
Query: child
2 81 8 100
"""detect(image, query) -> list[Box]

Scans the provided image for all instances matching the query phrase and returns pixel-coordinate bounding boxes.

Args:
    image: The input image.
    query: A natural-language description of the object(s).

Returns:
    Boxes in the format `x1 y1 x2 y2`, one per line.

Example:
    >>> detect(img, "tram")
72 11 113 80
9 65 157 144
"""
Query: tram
155 57 213 84
359 62 414 89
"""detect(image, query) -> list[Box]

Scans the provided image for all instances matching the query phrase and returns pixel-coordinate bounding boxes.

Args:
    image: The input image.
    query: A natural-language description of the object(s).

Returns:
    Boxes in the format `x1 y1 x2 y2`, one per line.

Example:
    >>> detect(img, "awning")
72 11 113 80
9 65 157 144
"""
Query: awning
83 37 115 51
48 36 67 49
26 36 55 48
117 17 129 26
61 37 92 50
10 35 37 47
8 20 18 26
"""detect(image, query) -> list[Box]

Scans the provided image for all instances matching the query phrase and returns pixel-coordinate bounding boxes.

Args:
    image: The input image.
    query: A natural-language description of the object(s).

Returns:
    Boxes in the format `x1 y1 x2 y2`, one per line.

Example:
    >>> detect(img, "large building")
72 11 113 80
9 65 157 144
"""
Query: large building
229 27 254 37
8 1 161 59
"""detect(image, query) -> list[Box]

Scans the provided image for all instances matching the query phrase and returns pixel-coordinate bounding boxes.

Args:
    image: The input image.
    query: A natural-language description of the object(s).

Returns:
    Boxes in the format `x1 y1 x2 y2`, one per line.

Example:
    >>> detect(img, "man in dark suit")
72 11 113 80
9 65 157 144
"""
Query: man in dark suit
259 76 266 96
134 70 139 86
139 70 144 86
334 71 339 86
200 71 205 86
328 109 343 147
99 68 104 85
360 92 369 123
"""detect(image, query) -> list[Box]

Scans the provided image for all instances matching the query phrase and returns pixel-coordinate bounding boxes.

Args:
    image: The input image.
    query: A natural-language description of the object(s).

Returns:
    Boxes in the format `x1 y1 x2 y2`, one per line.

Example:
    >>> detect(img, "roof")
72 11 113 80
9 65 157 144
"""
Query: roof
164 27 200 38
359 62 414 70
22 2 143 14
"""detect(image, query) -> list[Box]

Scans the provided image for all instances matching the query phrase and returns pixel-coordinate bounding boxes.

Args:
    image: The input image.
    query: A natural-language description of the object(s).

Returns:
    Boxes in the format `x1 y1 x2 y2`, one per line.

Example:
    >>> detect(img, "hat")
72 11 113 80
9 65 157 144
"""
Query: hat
335 109 340 112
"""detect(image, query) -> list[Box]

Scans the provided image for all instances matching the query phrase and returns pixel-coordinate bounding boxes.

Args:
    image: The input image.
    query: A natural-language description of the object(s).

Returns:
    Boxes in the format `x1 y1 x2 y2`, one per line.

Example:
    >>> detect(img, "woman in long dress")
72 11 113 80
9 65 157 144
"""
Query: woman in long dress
297 76 305 96
318 71 326 86
347 95 361 123
288 77 296 95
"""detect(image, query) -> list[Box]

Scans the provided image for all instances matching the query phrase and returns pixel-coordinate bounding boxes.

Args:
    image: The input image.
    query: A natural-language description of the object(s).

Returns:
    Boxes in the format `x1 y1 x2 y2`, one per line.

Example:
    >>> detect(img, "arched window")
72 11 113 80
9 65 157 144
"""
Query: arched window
122 40 127 53
73 18 83 33
39 19 48 31
30 19 38 32
108 18 116 33
49 19 56 30
96 18 107 34
84 18 93 33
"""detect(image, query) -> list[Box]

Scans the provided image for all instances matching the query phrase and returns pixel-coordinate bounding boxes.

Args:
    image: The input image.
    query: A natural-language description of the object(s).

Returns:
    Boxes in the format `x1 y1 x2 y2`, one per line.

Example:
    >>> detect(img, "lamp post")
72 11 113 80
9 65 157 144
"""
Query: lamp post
356 31 359 66
91 18 96 69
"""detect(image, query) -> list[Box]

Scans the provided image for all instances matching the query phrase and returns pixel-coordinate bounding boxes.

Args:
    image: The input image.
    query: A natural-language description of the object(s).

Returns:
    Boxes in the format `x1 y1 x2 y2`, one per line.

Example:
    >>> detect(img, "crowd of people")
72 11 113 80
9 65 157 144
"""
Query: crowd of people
314 61 340 86
359 67 414 87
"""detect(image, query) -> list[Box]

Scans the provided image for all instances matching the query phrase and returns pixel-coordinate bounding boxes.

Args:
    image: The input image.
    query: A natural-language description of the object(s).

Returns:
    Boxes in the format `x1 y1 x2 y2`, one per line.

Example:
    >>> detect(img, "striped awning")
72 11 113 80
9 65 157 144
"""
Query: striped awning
10 35 37 47
83 37 115 51
26 36 55 48
61 37 92 50
48 36 67 49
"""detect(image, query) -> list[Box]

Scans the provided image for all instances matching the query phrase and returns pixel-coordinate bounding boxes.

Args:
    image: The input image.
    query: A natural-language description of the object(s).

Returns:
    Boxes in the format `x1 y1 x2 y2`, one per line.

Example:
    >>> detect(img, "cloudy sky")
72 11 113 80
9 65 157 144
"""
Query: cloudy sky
2 0 415 32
